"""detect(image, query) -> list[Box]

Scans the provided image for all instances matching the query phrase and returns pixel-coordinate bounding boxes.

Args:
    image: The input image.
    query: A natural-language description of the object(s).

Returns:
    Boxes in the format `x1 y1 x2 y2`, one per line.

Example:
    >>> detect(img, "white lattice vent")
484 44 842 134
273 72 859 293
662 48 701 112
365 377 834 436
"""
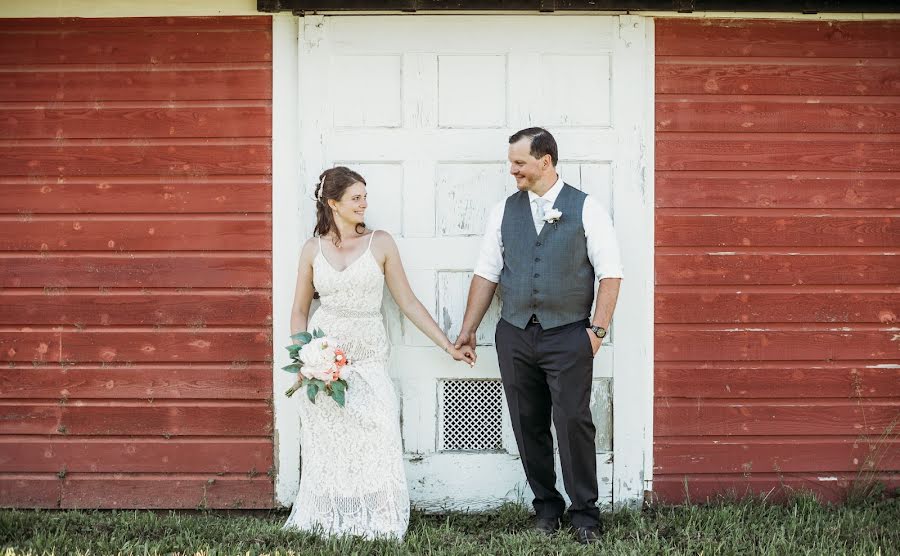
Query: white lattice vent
438 379 503 452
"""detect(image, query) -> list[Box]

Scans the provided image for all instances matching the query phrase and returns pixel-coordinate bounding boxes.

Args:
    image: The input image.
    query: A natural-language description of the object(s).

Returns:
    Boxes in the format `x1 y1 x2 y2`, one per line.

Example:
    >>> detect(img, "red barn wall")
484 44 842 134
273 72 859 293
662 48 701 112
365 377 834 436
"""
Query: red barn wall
654 19 900 503
0 17 275 508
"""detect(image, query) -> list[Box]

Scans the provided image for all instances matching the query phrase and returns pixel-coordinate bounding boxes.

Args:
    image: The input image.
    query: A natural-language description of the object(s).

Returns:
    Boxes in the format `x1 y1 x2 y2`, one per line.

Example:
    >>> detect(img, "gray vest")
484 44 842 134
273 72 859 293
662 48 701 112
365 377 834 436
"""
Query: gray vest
499 184 595 329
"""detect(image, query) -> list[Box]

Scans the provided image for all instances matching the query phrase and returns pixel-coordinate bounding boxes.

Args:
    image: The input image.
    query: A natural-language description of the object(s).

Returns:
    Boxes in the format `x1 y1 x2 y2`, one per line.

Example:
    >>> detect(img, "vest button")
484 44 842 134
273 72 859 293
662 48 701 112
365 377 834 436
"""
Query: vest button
535 241 542 246
535 257 541 262
533 289 538 294
534 273 540 278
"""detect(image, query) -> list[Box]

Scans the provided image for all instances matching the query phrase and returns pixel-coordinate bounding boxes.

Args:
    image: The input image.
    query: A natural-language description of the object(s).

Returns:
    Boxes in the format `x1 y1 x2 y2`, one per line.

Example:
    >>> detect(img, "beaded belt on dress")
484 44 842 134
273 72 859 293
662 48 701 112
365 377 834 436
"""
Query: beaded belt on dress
319 306 382 319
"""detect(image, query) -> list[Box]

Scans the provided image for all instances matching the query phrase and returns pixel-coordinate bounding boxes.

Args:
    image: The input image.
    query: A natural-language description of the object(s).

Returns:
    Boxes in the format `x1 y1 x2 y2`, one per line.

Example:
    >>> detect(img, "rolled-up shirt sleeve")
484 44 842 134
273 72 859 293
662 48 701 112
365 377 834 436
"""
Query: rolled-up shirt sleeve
583 196 624 280
473 201 505 283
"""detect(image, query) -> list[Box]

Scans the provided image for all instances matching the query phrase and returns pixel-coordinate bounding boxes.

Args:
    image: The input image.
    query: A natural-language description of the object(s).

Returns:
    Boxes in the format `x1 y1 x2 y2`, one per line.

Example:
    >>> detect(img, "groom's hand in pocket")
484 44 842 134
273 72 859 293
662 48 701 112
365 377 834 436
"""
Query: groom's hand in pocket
586 328 602 356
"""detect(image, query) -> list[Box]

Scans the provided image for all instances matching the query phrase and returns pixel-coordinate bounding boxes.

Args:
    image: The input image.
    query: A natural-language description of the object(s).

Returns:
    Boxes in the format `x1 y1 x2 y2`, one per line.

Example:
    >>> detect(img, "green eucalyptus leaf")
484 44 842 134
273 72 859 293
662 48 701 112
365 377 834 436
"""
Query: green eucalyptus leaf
306 381 319 404
313 328 325 339
291 332 313 345
281 363 302 374
331 383 346 407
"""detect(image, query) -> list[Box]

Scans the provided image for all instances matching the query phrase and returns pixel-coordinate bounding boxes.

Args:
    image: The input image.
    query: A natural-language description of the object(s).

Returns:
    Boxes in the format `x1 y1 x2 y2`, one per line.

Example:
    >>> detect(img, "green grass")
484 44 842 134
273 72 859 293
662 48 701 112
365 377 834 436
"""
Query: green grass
2 494 898 555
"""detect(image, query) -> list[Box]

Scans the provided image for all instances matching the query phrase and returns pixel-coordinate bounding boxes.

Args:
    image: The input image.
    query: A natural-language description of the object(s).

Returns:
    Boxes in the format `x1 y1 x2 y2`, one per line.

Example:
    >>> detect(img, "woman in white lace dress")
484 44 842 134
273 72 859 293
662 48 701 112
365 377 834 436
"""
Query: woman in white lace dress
283 167 475 540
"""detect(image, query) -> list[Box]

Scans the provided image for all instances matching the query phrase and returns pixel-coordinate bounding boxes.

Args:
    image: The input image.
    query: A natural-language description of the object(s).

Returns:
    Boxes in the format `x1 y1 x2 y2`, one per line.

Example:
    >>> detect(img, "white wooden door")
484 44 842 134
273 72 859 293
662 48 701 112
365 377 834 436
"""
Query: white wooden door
293 14 652 510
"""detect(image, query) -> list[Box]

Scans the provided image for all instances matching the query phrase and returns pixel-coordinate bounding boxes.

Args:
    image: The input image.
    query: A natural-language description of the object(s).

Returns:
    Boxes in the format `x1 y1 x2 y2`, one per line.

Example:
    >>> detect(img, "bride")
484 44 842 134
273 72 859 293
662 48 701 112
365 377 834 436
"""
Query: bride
282 166 476 540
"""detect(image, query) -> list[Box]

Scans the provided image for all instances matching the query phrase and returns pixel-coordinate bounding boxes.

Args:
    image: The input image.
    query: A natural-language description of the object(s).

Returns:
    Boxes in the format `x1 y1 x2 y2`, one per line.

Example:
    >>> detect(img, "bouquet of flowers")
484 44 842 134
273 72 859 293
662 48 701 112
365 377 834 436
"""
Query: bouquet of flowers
283 328 350 407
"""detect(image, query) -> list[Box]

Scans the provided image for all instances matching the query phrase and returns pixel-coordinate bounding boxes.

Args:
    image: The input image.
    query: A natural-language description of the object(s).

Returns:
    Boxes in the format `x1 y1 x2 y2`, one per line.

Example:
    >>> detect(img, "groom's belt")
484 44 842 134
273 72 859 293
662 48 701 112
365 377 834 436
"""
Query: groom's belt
523 315 591 329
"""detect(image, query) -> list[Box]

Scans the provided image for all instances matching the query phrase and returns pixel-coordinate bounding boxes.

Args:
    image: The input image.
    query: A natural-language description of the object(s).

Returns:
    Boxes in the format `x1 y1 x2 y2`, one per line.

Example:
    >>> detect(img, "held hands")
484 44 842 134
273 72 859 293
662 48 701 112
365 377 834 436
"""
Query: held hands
450 329 478 367
447 344 476 367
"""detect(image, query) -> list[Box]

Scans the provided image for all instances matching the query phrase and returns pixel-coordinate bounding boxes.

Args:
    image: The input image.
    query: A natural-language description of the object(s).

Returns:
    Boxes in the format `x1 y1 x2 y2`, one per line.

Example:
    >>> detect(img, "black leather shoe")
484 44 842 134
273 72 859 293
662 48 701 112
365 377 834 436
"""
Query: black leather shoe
533 517 561 535
575 525 602 544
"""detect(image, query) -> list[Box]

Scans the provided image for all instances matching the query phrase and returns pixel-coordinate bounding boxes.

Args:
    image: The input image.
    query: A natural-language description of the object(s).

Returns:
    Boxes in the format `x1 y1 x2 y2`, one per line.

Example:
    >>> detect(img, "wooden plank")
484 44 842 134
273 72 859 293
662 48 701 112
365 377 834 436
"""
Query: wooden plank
0 365 272 399
0 475 61 508
0 142 272 177
0 67 272 102
655 400 899 436
655 363 900 398
656 60 900 96
0 329 273 364
655 326 898 362
0 403 273 436
655 288 899 324
0 29 272 65
0 473 274 509
655 20 900 59
0 177 272 214
0 290 272 326
656 213 898 248
0 254 271 288
655 172 899 209
655 253 898 286
0 216 272 251
654 437 900 474
0 438 274 473
656 98 900 134
0 473 275 509
0 104 272 140
656 134 900 172
70 474 274 509
652 472 900 504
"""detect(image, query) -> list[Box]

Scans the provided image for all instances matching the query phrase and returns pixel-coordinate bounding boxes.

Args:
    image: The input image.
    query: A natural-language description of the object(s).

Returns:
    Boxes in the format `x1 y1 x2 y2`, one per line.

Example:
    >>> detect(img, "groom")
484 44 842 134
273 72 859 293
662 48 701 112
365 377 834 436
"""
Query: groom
455 127 623 544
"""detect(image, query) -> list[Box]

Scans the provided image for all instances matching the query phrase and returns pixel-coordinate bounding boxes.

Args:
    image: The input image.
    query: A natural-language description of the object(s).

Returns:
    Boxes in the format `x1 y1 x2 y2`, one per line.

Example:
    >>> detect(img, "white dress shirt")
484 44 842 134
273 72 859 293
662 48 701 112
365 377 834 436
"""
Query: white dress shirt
474 176 624 283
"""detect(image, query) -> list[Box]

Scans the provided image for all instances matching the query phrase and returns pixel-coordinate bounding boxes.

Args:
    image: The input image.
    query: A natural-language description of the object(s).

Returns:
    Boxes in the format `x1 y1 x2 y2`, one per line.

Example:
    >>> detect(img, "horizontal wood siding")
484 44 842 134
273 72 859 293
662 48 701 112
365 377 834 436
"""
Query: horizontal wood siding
0 17 274 509
654 19 900 504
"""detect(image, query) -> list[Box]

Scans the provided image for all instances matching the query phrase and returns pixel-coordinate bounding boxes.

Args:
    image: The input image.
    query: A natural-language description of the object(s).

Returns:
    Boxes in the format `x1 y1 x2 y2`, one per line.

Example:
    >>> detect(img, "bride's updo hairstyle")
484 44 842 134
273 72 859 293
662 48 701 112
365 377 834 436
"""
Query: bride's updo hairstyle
313 166 367 246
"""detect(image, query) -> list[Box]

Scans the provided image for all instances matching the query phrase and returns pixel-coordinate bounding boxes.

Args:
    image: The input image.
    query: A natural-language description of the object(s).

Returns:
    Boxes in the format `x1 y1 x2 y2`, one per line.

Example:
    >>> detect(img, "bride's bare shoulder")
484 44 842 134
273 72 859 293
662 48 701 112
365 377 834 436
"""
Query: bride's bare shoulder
299 236 321 262
369 229 397 249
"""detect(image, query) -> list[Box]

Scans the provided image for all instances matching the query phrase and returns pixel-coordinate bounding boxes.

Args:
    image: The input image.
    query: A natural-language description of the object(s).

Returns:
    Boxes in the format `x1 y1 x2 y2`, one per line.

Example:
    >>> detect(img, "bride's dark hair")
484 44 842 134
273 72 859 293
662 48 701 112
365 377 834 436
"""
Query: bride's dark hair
313 166 367 246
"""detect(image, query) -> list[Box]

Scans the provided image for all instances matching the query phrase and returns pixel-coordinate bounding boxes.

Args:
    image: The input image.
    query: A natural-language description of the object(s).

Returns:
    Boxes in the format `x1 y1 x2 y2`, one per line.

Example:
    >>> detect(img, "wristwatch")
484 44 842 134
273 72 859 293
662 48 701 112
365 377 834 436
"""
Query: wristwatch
590 325 607 339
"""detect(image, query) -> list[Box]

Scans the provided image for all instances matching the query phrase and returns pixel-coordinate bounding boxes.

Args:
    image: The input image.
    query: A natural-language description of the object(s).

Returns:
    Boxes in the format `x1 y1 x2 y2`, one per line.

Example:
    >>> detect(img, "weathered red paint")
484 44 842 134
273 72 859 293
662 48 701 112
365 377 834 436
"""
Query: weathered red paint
0 16 274 508
0 176 272 214
654 18 900 504
0 365 272 399
0 291 273 325
0 217 272 251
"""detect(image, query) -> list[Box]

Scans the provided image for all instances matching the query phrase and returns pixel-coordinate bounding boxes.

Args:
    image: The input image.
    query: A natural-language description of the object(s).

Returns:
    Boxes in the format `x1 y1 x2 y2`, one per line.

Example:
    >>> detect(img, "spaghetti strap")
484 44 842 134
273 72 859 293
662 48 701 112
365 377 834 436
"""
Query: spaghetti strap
367 230 377 251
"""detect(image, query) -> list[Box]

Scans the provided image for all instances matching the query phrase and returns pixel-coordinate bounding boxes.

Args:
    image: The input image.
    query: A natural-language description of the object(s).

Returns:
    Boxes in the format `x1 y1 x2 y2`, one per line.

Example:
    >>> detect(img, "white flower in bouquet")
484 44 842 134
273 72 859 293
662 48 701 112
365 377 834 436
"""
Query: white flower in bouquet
300 338 335 380
283 328 352 406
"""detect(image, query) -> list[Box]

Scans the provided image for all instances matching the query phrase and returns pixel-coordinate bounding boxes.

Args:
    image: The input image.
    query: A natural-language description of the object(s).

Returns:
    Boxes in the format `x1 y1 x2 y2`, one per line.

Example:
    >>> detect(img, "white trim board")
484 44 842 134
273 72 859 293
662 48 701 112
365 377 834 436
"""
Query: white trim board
271 13 302 507
610 15 654 506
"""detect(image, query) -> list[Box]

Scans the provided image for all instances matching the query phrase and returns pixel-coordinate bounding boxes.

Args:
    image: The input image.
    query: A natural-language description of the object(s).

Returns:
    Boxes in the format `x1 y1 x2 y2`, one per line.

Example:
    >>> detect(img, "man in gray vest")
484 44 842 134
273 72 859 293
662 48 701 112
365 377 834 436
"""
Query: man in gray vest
455 127 623 544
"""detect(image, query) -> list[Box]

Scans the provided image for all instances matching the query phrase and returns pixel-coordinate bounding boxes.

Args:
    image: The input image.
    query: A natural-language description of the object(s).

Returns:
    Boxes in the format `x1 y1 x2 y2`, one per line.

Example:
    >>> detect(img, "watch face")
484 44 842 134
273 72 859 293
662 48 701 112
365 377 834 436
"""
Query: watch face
592 326 607 339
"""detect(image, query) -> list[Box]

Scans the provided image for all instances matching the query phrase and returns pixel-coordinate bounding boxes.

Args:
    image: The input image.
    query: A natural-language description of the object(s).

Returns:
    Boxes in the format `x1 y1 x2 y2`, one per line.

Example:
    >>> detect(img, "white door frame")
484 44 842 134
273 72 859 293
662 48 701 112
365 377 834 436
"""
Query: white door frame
271 12 654 508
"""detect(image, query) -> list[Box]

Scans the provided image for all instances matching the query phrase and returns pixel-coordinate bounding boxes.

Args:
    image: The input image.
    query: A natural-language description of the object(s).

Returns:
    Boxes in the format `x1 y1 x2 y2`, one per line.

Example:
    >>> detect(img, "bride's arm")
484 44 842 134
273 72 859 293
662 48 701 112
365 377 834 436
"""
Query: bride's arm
290 238 318 340
378 232 474 364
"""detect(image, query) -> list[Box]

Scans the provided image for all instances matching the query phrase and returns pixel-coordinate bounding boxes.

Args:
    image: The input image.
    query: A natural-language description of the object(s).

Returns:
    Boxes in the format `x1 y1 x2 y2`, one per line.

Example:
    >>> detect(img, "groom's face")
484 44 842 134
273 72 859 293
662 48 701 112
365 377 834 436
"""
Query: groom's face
508 138 550 192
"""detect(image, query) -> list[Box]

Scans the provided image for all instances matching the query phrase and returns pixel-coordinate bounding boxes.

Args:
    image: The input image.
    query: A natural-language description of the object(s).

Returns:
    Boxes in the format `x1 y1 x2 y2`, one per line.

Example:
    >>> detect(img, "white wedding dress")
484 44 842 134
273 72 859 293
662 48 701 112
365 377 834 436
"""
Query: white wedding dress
283 232 410 540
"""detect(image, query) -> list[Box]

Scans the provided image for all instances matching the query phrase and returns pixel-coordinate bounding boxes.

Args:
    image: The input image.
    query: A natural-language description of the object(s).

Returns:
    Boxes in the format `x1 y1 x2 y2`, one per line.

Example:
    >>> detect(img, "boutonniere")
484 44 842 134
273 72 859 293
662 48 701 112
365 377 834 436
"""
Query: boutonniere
542 208 563 227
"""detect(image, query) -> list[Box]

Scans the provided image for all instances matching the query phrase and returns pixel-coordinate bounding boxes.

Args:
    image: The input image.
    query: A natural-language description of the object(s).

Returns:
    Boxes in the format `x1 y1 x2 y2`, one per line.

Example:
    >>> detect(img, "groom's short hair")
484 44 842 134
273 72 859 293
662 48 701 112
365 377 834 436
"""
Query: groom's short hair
509 127 558 167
